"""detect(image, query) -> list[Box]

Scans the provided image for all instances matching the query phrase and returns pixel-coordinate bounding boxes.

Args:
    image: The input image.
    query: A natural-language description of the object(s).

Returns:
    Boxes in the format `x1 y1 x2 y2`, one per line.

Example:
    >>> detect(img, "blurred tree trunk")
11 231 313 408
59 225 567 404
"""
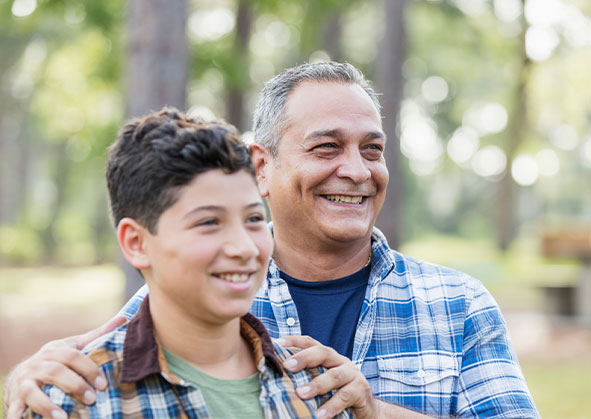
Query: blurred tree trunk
375 0 407 250
42 142 69 262
123 0 188 300
0 110 31 226
322 12 343 61
496 5 530 251
125 0 188 118
226 0 252 131
298 1 348 61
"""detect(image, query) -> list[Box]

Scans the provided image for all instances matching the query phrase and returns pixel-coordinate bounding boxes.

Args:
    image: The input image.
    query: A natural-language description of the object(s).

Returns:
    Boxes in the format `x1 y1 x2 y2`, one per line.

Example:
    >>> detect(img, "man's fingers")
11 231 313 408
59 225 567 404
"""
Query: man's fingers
74 315 126 349
5 399 27 419
277 335 321 350
295 363 356 400
6 381 67 419
283 344 346 373
36 357 104 404
315 384 366 419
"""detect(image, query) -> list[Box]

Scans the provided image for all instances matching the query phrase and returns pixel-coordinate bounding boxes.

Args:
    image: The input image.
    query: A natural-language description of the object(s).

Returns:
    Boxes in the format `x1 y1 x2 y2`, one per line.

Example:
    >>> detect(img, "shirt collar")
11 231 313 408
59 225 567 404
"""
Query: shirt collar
120 295 283 383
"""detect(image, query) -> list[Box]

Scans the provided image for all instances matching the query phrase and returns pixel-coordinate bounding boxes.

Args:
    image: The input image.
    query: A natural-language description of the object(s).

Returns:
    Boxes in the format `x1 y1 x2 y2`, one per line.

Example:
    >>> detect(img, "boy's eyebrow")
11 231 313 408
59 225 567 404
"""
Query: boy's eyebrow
184 202 265 219
246 202 265 209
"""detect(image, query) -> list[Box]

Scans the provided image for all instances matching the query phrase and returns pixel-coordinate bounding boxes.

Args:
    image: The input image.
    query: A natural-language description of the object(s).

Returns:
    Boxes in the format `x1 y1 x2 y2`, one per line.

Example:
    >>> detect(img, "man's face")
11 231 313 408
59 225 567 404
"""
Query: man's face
141 169 273 325
260 81 388 248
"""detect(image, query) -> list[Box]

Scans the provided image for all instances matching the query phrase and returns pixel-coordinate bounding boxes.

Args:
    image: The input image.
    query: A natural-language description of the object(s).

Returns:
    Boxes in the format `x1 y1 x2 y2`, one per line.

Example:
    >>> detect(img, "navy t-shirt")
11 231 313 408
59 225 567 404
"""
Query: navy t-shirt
280 264 370 359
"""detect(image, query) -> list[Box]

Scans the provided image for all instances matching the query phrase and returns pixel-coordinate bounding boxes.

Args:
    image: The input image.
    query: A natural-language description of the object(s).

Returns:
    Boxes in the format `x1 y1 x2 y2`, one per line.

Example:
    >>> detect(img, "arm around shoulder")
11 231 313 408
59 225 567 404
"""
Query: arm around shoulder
3 314 126 419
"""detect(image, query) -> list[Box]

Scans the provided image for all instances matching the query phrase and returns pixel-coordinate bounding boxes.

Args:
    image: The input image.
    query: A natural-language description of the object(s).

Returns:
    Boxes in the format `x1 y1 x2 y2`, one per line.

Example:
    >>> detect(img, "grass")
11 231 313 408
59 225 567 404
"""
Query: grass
522 358 591 418
1 375 5 419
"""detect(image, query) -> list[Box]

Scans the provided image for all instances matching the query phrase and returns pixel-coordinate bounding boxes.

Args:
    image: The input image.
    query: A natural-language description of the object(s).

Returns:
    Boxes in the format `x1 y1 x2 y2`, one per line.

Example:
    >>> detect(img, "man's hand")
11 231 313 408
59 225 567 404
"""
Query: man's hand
278 335 379 419
4 315 126 419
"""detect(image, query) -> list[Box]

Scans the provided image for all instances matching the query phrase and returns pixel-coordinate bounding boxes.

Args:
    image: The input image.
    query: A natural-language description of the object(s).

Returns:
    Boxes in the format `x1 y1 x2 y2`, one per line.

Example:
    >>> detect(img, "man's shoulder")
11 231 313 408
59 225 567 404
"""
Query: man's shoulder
381 248 479 288
371 227 478 287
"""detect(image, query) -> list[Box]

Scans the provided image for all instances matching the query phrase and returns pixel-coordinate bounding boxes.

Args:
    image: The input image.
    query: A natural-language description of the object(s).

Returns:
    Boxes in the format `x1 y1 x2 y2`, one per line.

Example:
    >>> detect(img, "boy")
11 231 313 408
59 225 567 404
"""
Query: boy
30 107 350 418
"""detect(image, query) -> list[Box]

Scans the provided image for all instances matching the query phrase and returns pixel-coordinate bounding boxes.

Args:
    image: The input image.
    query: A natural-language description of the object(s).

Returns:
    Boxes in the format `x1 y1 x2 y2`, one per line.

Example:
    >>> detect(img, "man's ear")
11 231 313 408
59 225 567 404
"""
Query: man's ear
117 217 151 270
251 143 271 198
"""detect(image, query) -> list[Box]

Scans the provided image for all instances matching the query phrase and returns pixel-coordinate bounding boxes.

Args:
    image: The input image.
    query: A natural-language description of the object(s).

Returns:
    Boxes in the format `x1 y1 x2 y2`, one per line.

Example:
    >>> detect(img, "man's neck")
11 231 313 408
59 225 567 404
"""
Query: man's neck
271 233 373 282
148 293 257 379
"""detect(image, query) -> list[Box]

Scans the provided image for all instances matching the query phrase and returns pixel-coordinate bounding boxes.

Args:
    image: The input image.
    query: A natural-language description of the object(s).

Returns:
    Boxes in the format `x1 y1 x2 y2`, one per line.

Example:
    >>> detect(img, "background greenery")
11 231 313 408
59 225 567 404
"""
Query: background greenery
1 0 590 417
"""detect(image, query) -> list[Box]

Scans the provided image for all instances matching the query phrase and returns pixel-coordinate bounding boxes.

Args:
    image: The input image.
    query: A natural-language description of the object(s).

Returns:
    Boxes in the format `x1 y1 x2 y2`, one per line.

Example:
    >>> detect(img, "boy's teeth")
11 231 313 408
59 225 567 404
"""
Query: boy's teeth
217 273 249 283
325 195 362 204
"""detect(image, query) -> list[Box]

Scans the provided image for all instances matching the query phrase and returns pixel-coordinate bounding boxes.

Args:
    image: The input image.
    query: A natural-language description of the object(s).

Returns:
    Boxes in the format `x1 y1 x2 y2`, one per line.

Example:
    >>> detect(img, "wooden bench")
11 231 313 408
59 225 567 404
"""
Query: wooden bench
539 230 591 322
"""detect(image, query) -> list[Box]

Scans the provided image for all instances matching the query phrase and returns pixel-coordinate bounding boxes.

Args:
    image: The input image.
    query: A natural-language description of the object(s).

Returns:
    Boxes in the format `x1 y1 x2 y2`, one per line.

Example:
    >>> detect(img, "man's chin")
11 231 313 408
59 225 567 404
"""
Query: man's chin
318 222 373 244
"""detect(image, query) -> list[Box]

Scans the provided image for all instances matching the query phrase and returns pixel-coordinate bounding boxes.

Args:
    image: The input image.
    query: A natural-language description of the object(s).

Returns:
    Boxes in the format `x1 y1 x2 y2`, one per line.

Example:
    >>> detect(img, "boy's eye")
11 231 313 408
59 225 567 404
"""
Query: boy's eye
247 214 265 223
195 218 218 227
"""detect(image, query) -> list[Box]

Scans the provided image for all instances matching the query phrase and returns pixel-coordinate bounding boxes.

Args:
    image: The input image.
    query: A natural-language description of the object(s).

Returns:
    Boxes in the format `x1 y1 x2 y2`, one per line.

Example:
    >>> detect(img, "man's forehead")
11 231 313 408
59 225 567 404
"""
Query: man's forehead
282 81 380 127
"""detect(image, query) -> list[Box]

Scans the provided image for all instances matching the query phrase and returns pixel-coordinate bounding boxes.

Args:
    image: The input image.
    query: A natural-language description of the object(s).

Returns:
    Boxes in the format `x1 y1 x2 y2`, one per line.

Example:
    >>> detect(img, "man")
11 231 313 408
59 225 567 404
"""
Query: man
24 107 350 418
5 62 539 419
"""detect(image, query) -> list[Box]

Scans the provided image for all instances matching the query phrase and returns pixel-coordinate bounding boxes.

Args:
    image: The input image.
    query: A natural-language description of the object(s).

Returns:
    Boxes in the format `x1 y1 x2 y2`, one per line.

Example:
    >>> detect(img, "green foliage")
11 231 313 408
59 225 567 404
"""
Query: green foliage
1 0 590 266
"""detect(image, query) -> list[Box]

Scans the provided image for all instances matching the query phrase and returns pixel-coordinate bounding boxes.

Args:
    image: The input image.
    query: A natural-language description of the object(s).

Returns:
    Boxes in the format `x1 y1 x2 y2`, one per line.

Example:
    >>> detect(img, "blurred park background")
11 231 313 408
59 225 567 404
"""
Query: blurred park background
1 0 590 417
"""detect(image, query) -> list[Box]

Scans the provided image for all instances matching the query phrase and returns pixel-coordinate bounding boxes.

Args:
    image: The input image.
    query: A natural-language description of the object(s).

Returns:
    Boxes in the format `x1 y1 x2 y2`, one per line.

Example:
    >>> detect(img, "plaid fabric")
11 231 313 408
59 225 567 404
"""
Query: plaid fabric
34 298 352 419
120 227 539 418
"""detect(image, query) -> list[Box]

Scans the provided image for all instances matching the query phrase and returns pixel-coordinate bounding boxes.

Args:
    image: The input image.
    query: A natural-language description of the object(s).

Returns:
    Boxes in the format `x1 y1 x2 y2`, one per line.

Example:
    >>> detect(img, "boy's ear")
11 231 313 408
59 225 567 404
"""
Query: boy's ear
117 217 151 270
251 143 271 198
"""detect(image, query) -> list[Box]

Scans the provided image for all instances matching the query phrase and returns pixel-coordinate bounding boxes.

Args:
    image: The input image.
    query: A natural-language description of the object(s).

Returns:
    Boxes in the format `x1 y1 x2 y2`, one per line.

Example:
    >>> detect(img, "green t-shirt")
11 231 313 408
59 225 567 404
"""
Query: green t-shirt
163 348 264 419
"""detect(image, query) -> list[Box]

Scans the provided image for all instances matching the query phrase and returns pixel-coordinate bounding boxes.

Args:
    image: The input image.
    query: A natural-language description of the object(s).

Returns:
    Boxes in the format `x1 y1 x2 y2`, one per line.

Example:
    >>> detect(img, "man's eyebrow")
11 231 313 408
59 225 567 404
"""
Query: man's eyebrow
305 129 342 141
305 129 387 142
364 131 387 142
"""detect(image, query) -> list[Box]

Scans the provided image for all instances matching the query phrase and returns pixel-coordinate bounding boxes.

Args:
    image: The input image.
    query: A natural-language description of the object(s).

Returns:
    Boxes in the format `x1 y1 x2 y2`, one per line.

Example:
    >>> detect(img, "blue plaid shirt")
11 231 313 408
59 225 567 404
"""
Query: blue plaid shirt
119 228 539 418
32 297 351 419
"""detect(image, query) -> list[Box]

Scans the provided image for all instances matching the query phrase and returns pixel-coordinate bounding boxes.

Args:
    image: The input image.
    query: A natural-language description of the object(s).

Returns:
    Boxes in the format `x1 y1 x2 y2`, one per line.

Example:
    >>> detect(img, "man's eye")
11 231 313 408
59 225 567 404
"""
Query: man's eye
363 145 384 160
367 144 383 151
316 143 338 149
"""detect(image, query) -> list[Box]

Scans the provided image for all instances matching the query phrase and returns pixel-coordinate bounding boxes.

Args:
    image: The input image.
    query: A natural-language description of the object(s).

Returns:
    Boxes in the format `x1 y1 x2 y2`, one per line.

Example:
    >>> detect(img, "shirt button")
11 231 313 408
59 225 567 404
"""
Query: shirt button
417 369 426 378
286 317 296 326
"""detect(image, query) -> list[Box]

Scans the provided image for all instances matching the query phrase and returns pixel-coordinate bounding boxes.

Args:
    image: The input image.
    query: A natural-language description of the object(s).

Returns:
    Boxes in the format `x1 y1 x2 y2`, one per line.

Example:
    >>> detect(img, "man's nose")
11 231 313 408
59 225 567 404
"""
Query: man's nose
336 149 371 184
223 226 260 260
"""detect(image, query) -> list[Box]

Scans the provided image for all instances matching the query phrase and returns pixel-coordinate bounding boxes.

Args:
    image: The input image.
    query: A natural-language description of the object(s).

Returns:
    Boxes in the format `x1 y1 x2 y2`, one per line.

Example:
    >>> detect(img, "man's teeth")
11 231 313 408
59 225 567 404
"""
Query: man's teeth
325 194 363 204
217 273 250 283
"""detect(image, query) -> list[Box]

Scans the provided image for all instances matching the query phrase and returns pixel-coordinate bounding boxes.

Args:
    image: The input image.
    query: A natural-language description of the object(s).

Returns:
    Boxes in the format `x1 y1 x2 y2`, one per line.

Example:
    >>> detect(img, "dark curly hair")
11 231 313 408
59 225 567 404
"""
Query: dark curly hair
106 107 254 233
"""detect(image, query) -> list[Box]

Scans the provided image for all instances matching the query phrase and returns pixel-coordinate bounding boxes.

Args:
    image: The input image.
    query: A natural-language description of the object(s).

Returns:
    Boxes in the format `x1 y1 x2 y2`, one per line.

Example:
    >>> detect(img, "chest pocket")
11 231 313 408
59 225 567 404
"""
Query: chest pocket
376 351 459 391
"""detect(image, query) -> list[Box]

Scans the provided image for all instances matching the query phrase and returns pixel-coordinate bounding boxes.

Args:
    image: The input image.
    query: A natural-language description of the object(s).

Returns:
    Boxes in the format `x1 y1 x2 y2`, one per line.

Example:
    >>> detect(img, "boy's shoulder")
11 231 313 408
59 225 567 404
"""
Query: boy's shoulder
82 322 129 368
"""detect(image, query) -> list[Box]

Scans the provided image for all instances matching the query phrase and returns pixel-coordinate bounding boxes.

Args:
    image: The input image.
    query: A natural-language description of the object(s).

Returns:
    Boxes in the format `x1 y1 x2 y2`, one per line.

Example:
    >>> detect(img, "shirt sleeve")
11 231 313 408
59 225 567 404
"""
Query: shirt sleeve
117 283 149 320
454 280 540 418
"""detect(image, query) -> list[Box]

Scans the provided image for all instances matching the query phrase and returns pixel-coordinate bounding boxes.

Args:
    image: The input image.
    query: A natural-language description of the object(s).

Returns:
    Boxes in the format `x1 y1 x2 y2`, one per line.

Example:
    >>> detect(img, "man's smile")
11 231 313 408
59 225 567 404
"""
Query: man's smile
323 194 364 205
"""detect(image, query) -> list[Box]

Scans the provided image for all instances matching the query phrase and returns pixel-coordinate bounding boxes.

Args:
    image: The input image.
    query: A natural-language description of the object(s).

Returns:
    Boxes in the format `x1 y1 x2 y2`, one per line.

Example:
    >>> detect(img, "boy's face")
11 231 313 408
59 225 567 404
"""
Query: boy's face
140 169 273 325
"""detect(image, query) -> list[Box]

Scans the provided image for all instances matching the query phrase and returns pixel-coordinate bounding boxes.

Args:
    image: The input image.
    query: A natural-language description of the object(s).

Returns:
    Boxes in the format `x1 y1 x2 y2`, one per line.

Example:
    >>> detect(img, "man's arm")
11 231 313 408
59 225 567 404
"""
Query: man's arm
4 283 149 419
452 281 539 418
278 336 432 419
3 315 126 419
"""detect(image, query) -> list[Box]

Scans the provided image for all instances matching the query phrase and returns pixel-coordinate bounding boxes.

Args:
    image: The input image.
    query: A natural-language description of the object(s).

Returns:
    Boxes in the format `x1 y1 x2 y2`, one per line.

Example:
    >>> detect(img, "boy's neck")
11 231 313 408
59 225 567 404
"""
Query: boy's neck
148 292 258 380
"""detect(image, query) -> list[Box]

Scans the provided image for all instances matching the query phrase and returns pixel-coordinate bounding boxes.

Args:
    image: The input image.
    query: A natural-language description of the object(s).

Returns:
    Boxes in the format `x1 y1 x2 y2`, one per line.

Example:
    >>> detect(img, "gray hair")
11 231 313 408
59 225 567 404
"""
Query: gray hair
252 61 381 157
